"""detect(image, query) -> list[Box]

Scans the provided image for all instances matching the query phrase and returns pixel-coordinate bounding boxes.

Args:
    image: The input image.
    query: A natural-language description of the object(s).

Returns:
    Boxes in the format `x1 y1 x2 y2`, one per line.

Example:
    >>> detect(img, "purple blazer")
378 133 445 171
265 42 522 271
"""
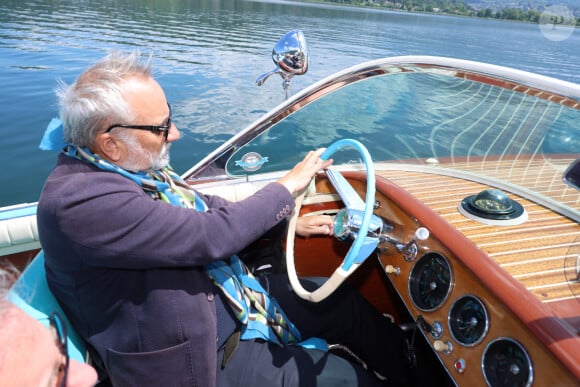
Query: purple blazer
37 154 294 386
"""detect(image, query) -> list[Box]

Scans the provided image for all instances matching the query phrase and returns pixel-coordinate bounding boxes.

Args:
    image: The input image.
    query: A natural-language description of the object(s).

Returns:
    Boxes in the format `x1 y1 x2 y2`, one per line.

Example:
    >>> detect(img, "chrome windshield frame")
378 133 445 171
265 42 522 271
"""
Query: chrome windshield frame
182 55 580 183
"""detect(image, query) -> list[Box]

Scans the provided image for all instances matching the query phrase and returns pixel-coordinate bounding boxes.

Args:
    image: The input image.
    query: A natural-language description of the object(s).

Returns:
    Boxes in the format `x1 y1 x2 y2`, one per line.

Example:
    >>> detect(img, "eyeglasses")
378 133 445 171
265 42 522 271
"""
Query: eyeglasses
49 312 69 387
105 103 172 140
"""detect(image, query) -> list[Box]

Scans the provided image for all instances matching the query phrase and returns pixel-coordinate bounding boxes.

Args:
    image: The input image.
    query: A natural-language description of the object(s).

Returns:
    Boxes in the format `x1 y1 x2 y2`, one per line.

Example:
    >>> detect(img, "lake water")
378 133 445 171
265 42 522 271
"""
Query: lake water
1 0 578 207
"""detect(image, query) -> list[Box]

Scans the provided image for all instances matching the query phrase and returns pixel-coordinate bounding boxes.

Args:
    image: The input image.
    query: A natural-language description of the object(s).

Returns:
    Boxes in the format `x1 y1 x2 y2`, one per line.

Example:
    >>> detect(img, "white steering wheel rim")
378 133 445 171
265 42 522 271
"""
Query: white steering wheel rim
286 139 375 302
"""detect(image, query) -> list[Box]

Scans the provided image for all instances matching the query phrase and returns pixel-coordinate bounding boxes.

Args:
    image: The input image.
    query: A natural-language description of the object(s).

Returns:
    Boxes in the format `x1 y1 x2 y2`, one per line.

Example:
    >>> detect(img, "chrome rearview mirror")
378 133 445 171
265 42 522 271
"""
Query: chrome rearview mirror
272 30 308 76
256 30 308 99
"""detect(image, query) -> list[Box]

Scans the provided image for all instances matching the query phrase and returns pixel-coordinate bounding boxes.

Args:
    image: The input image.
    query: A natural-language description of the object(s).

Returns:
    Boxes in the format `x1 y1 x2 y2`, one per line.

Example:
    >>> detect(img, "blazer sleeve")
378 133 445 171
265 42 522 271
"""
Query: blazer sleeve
38 167 295 269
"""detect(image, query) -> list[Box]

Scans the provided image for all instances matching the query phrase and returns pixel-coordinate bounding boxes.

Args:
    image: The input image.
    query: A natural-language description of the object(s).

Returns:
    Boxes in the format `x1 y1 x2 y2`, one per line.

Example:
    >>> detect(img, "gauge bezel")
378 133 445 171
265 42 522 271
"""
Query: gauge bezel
447 294 489 347
408 252 454 312
482 337 534 387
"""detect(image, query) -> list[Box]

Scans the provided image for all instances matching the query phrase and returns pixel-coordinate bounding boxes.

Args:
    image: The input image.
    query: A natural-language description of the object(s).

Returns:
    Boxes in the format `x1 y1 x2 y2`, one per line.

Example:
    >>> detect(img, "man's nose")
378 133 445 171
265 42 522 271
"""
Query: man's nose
166 123 180 142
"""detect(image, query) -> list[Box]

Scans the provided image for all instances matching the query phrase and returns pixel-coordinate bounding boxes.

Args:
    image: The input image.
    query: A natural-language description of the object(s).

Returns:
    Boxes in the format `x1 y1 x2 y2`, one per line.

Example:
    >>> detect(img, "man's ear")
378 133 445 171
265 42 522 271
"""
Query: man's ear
94 133 123 162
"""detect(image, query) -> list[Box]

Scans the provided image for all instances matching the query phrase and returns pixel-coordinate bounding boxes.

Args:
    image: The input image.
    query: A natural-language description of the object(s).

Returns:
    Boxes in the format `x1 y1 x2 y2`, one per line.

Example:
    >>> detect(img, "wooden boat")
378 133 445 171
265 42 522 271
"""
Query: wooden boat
2 31 579 386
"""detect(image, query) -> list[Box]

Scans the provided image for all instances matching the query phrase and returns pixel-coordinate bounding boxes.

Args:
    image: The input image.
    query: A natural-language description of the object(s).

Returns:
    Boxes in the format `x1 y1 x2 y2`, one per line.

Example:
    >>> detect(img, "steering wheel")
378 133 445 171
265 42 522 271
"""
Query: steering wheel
286 139 380 302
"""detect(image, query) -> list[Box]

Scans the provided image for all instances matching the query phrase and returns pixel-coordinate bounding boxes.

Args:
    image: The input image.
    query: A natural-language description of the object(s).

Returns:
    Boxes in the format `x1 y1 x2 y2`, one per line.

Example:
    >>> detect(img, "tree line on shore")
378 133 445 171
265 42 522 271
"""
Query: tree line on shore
315 1 580 26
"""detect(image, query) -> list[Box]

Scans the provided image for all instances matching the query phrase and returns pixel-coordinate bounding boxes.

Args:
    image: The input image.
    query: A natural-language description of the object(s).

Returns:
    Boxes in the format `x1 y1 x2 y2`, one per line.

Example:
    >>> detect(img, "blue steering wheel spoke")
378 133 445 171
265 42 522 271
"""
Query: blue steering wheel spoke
323 139 377 271
342 236 380 269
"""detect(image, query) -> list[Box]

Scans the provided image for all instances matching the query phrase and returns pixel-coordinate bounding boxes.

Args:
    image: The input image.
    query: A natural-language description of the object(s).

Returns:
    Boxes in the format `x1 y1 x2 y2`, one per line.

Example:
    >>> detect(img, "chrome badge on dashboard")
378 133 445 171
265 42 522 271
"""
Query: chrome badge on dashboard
235 152 269 172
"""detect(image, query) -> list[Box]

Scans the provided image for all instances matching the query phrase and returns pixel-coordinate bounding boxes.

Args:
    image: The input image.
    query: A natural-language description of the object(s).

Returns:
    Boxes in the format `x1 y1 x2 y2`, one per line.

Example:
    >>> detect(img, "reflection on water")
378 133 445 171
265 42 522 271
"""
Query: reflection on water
0 0 578 206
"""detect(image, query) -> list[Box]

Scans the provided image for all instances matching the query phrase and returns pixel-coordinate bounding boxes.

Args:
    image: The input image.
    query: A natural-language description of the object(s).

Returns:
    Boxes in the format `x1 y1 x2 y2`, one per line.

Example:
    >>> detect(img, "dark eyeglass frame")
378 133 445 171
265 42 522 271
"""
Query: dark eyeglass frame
49 312 69 387
105 103 172 140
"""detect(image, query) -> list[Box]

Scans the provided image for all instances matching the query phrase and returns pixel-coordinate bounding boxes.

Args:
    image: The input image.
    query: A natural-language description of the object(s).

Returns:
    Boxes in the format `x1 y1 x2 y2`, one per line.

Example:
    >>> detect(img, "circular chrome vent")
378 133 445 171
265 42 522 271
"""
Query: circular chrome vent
459 189 527 225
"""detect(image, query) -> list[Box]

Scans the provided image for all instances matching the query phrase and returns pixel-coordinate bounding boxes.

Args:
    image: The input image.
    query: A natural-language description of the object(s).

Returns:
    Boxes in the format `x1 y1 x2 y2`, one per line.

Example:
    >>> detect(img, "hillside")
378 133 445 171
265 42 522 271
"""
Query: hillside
468 0 578 13
311 1 579 24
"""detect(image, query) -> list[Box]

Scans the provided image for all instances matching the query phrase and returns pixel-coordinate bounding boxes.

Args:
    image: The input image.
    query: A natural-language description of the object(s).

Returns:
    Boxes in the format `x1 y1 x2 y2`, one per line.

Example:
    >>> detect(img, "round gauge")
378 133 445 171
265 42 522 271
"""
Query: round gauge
482 338 533 387
409 253 452 311
448 295 488 346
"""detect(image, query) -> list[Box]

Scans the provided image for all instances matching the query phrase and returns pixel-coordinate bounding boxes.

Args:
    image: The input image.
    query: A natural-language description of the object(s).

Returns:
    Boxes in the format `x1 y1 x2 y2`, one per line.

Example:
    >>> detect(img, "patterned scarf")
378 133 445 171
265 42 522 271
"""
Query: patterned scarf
64 145 303 346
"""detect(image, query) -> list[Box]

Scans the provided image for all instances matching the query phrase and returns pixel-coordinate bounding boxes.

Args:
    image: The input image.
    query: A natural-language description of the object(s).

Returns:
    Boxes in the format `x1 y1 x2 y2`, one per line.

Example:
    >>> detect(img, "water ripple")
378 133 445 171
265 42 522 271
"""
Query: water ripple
0 0 578 207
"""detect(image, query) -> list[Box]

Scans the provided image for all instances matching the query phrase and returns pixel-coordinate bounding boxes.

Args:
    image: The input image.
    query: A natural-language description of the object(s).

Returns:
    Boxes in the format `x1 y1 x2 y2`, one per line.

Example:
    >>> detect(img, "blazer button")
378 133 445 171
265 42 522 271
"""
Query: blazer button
207 293 214 302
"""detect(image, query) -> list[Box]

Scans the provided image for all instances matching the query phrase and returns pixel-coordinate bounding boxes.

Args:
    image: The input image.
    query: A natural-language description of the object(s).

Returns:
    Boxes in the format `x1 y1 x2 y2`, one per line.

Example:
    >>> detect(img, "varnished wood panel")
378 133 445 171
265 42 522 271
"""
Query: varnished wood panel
379 168 580 305
306 168 579 385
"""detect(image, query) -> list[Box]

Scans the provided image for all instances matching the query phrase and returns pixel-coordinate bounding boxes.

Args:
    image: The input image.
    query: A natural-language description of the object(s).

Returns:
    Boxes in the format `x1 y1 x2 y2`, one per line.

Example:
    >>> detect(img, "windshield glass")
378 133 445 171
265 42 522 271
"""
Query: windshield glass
223 67 579 211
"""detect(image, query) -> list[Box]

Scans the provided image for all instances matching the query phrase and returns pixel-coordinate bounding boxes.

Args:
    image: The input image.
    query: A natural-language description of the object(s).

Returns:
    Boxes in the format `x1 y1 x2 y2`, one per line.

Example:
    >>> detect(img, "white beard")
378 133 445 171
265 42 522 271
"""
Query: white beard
119 133 171 171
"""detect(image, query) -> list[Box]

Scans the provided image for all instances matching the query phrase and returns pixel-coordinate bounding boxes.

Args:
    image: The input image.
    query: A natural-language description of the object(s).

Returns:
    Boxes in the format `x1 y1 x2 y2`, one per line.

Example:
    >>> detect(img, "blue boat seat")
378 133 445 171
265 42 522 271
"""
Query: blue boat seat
8 251 87 363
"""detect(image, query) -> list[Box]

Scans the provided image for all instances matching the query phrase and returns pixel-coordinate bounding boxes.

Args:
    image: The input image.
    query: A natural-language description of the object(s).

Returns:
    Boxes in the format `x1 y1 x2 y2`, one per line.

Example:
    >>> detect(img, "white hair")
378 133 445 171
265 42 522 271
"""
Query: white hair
57 50 154 147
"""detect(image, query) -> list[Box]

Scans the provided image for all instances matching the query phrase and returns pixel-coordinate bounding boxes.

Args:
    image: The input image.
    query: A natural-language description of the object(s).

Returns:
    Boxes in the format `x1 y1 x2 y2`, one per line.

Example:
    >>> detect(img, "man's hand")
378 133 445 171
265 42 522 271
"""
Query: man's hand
277 149 333 194
296 215 334 238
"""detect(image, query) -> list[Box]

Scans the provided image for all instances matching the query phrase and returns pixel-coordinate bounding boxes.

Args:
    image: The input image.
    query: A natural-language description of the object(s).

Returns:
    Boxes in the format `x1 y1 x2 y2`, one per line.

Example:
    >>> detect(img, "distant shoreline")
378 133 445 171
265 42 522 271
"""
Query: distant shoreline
288 0 580 28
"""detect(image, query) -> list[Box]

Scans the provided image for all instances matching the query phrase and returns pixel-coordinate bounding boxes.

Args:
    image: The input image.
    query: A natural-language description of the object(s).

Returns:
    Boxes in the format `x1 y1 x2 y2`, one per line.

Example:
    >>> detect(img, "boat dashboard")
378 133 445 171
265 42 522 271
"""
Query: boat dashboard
290 170 580 387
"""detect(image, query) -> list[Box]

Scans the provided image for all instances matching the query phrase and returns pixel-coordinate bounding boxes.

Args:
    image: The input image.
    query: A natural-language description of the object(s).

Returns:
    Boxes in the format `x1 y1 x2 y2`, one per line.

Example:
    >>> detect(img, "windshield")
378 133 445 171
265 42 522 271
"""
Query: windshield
227 71 578 171
189 58 580 213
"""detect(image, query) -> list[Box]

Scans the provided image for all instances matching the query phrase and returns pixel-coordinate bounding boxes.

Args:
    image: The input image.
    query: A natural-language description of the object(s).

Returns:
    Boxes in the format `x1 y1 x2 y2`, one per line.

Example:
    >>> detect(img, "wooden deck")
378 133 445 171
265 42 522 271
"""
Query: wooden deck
378 158 580 308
